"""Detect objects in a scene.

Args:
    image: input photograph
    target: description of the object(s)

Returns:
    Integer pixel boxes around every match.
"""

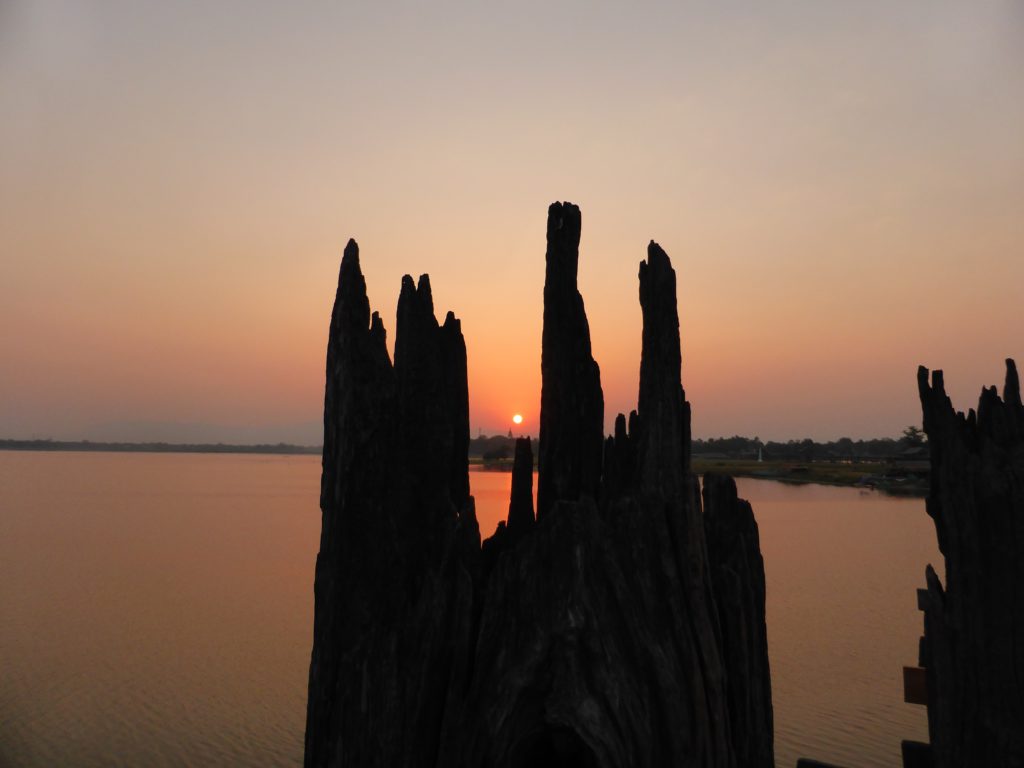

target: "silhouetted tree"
[902,425,926,447]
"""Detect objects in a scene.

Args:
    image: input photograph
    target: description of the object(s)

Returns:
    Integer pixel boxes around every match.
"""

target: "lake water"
[0,452,938,767]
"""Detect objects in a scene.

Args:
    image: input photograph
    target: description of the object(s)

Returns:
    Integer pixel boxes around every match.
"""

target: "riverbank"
[692,457,928,496]
[471,456,928,496]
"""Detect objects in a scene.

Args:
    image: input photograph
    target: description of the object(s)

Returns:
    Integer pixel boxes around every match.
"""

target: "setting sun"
[512,414,523,425]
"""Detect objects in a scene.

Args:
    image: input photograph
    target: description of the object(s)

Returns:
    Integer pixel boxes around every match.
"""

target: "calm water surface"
[0,452,938,767]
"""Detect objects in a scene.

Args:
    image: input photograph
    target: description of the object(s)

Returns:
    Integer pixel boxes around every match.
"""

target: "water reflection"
[0,455,937,767]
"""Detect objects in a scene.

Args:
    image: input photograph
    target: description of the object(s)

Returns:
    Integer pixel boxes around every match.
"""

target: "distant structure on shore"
[304,203,773,766]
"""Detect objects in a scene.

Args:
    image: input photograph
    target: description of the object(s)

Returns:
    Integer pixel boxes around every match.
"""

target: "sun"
[512,414,523,425]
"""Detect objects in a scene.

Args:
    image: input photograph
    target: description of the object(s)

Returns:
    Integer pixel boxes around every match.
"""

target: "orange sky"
[1,2,1021,442]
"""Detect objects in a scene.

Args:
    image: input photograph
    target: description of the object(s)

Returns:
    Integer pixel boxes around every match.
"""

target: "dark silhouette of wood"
[305,207,773,767]
[480,437,534,581]
[304,241,479,767]
[537,202,604,521]
[636,241,691,490]
[914,360,1024,768]
[506,437,535,539]
[703,473,774,768]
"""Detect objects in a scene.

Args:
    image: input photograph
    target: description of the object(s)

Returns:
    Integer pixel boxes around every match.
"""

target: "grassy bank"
[471,456,927,495]
[692,457,928,496]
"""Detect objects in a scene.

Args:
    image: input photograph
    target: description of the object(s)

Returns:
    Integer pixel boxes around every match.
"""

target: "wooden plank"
[796,760,845,768]
[904,665,928,705]
[901,740,934,768]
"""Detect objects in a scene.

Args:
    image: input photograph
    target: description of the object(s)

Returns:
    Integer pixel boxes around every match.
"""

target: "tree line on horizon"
[1,426,927,462]
[692,426,926,461]
[471,426,926,463]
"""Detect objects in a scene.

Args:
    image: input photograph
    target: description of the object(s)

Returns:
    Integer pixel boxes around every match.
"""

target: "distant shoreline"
[0,441,929,496]
[692,457,928,497]
[0,439,321,456]
[470,456,928,497]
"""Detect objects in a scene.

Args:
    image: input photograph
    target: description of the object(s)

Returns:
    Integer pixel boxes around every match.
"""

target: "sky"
[1,1,1021,443]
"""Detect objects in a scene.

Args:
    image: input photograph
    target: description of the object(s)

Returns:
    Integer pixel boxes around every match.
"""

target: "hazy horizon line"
[0,428,922,450]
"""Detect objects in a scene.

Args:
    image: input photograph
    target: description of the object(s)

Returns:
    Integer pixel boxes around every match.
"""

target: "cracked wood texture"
[917,360,1024,768]
[305,206,773,767]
